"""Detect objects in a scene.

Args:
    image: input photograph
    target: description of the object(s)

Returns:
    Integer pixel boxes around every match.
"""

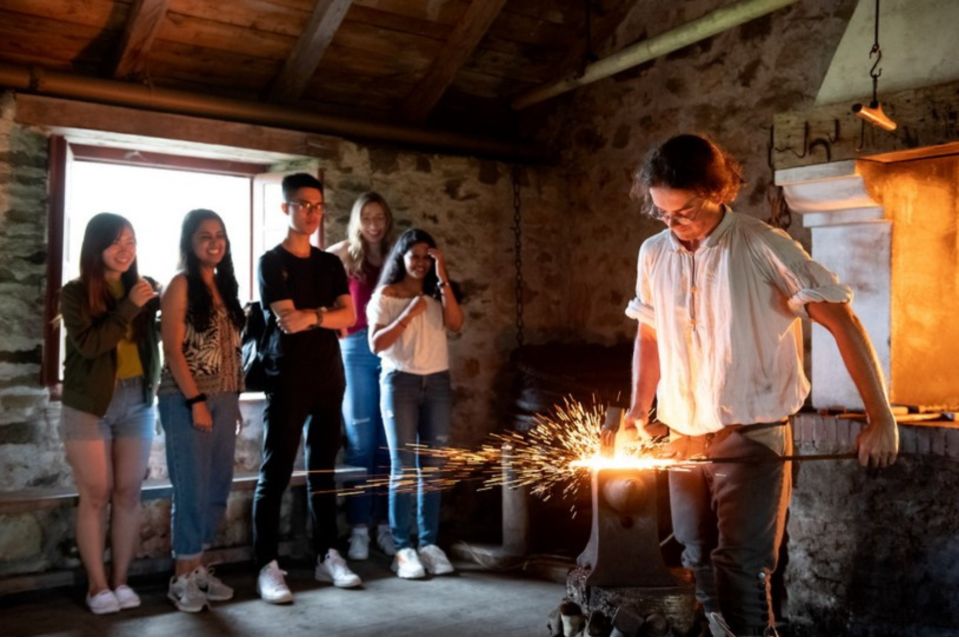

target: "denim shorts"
[60,377,157,442]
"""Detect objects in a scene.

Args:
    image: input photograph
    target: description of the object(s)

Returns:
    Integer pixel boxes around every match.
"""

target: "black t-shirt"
[258,244,348,384]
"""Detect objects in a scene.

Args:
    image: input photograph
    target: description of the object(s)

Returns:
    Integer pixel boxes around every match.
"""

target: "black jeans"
[668,423,792,636]
[253,371,344,569]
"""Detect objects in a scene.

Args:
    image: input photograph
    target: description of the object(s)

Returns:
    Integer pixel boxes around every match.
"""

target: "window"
[65,161,255,300]
[42,139,321,385]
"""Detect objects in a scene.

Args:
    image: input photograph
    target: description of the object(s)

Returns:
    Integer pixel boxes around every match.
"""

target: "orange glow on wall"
[860,155,959,407]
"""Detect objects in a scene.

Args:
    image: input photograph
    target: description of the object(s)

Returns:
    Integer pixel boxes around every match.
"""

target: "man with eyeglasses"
[617,134,899,636]
[252,173,362,603]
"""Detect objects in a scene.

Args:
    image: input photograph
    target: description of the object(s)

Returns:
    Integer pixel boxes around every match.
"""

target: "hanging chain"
[868,0,883,105]
[511,166,525,348]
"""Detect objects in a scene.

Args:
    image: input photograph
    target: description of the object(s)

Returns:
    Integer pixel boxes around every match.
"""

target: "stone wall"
[530,0,857,344]
[787,415,959,635]
[0,90,570,580]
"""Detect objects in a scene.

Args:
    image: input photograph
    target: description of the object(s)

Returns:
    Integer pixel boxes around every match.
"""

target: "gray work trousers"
[668,423,792,636]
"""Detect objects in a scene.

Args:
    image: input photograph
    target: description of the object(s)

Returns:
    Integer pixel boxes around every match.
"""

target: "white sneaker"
[706,611,736,637]
[391,547,426,579]
[315,549,362,588]
[376,524,397,556]
[418,544,455,575]
[167,572,208,613]
[85,589,120,615]
[348,526,370,561]
[195,565,234,602]
[113,584,141,609]
[257,560,293,604]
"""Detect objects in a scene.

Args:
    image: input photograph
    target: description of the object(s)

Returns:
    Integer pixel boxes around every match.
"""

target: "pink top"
[345,260,381,336]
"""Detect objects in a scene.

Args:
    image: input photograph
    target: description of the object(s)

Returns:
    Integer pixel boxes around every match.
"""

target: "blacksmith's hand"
[614,411,652,456]
[856,413,899,468]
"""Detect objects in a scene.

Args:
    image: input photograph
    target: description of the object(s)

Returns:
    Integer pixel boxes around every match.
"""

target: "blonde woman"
[327,192,395,560]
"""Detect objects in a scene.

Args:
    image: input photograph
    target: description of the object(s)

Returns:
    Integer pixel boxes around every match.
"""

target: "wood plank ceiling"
[0,0,636,140]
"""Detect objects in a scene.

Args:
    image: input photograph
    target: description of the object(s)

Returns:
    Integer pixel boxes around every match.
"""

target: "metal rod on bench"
[692,452,860,464]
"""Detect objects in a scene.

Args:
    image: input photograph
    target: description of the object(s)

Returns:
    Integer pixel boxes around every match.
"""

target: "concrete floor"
[1,560,565,636]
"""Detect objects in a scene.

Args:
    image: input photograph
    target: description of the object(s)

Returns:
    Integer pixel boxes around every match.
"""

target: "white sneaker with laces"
[195,565,234,601]
[391,547,426,579]
[376,524,397,556]
[113,584,141,609]
[348,526,370,561]
[315,549,363,588]
[167,571,208,613]
[85,589,120,615]
[418,544,455,575]
[257,560,293,604]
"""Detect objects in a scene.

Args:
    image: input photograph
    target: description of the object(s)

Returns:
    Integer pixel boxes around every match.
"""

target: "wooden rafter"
[550,0,638,84]
[400,0,508,123]
[270,0,354,103]
[114,0,169,79]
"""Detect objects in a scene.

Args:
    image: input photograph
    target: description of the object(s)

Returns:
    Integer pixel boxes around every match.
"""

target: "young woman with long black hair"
[367,228,463,579]
[59,213,160,614]
[158,209,245,612]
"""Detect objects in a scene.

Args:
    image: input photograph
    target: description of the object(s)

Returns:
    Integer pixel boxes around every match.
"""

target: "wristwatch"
[185,393,208,408]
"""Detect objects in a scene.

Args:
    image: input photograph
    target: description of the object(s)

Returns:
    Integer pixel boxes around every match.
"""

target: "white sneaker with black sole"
[391,547,426,579]
[168,571,208,613]
[315,549,363,588]
[257,560,294,604]
[195,565,234,601]
[418,544,455,575]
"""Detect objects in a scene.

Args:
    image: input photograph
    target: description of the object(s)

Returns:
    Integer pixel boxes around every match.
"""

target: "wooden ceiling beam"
[400,0,508,123]
[114,0,169,79]
[269,0,353,103]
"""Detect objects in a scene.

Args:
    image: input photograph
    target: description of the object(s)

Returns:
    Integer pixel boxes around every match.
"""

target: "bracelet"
[314,307,325,328]
[185,393,207,408]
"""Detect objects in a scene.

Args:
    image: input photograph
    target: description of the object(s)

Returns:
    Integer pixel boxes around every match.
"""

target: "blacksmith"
[617,134,899,636]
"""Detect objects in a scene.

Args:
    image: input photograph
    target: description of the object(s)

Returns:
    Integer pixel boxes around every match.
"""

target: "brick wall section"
[787,414,959,635]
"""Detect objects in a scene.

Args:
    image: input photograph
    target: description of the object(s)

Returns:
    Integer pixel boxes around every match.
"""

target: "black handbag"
[241,301,268,392]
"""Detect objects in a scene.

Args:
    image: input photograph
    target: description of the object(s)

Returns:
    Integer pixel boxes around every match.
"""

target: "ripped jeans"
[380,369,451,550]
[340,329,389,527]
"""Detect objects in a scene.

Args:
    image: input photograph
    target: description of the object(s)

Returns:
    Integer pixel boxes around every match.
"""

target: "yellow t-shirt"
[107,280,144,380]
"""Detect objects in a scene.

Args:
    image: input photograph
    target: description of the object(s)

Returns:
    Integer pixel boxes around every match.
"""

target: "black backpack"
[241,301,268,392]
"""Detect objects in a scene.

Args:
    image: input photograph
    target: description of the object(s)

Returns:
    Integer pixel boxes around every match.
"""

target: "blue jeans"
[381,369,451,549]
[159,391,239,558]
[341,329,390,527]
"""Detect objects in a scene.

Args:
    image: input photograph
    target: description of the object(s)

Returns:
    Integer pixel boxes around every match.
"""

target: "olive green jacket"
[60,279,161,417]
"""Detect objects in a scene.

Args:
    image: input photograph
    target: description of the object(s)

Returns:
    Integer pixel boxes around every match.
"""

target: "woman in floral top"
[158,209,245,612]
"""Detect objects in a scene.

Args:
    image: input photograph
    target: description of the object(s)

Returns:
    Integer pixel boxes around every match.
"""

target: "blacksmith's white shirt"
[625,208,852,437]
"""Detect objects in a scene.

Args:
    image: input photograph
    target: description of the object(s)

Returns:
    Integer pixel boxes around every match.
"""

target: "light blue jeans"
[158,390,239,558]
[381,369,451,550]
[60,377,155,442]
[341,329,390,527]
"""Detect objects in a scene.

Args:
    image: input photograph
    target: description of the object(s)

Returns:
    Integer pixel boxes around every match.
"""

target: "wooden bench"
[0,465,368,595]
[0,465,367,515]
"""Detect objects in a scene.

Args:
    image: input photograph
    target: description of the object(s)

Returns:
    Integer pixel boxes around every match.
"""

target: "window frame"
[41,138,271,387]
